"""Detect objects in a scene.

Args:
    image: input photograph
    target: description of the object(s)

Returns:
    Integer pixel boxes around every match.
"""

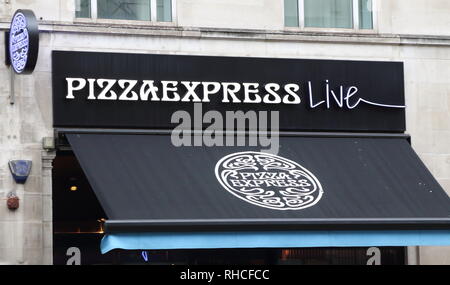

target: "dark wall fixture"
[4,31,10,66]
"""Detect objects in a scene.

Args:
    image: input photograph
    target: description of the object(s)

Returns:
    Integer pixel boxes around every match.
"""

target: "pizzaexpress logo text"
[9,12,29,73]
[215,152,323,210]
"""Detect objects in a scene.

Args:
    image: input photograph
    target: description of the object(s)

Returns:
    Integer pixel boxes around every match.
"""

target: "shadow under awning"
[65,133,450,253]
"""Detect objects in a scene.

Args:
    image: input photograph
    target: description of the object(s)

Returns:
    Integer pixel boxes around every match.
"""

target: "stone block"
[414,110,450,132]
[23,176,43,194]
[420,246,450,265]
[22,247,44,265]
[178,0,283,30]
[20,222,43,250]
[433,155,450,179]
[437,179,450,196]
[0,248,16,265]
[43,246,53,265]
[42,194,52,222]
[12,0,62,22]
[0,222,15,249]
[43,221,53,249]
[416,83,448,112]
[23,193,43,221]
[387,0,450,36]
[417,153,437,175]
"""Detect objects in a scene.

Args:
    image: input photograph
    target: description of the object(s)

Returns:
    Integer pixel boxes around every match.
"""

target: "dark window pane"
[98,0,151,21]
[157,0,172,22]
[284,0,299,27]
[76,0,91,18]
[305,0,353,29]
[359,0,373,29]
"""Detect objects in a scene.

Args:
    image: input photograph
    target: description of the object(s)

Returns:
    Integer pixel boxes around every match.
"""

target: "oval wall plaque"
[9,9,39,74]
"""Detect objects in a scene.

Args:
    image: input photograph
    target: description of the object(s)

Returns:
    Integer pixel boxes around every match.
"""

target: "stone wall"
[0,0,448,264]
[0,27,54,264]
[1,0,449,36]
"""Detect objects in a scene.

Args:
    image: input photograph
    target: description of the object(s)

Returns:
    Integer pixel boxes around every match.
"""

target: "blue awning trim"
[101,230,450,254]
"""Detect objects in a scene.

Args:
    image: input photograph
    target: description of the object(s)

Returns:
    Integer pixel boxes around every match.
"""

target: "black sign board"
[52,51,405,132]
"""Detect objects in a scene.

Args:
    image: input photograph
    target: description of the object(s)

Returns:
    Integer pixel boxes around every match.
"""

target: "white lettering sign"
[64,78,405,110]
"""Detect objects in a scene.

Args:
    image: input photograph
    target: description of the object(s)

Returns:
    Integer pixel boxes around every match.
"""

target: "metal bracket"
[10,66,14,105]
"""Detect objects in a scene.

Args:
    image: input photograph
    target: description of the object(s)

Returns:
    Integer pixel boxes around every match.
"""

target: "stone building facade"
[0,0,449,264]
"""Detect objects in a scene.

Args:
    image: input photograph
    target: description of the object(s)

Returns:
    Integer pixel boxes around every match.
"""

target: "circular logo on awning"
[215,152,323,210]
[9,10,39,74]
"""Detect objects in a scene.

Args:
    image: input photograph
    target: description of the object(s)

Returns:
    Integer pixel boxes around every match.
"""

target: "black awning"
[66,133,450,232]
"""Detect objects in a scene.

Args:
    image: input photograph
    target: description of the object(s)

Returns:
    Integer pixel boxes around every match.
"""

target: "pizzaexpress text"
[229,172,312,188]
[65,78,366,109]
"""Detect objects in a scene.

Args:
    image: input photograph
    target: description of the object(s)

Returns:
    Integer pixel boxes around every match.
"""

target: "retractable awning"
[65,132,450,253]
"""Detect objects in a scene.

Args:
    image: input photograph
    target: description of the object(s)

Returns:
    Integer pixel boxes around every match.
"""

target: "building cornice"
[1,20,449,47]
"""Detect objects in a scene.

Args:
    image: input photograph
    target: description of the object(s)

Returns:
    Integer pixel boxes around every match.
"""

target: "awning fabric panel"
[66,133,450,228]
[100,230,450,254]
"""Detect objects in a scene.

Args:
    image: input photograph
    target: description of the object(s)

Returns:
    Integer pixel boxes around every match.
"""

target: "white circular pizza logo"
[9,12,29,74]
[215,152,323,211]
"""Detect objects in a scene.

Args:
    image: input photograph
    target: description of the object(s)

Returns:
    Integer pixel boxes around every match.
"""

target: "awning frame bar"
[55,128,411,138]
[105,218,450,233]
[55,127,411,150]
[55,128,412,150]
